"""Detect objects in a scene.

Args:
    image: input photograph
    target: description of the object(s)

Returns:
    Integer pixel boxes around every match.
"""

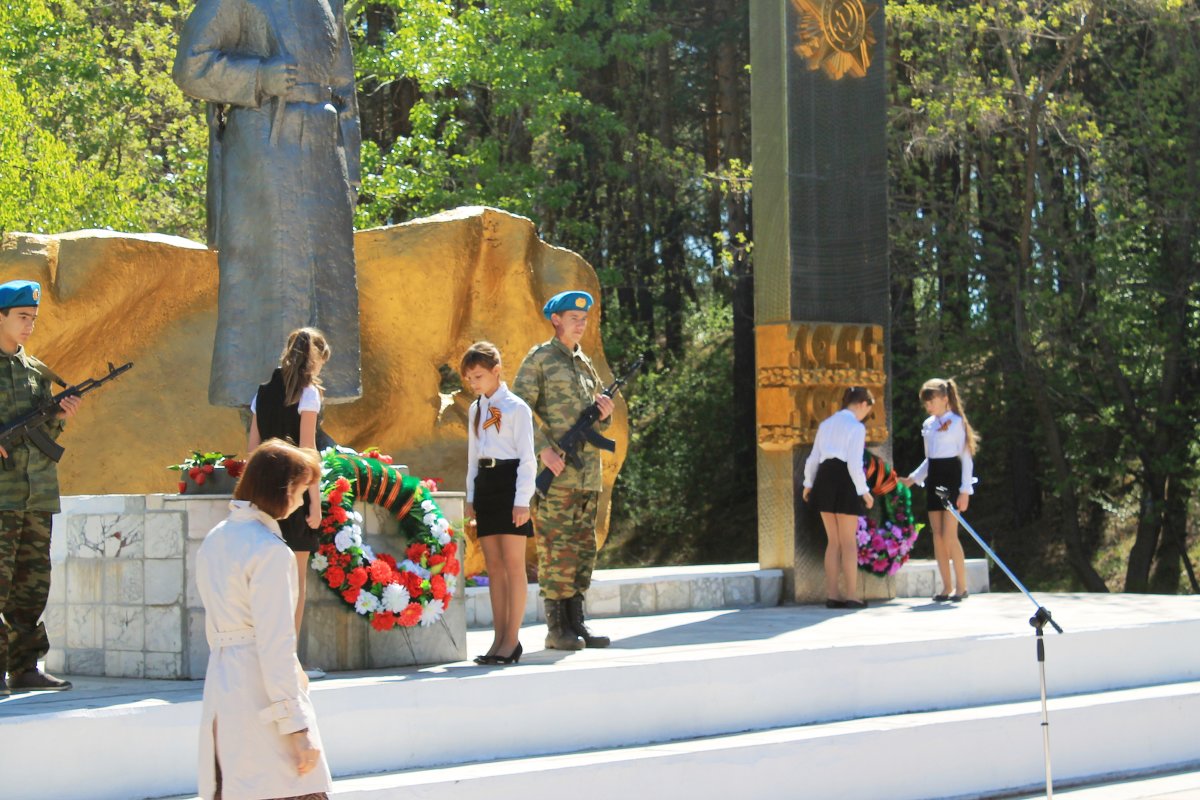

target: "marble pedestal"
[45,491,465,679]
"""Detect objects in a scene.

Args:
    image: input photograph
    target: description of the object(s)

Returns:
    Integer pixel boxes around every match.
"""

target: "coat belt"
[211,627,255,648]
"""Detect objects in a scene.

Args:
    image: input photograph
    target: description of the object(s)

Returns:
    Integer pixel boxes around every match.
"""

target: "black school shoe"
[8,669,72,691]
[825,598,847,609]
[843,600,868,609]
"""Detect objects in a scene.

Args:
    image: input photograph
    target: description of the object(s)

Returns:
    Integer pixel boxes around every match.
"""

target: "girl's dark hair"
[280,327,332,406]
[461,341,503,435]
[233,438,321,519]
[460,341,502,374]
[919,378,979,456]
[841,386,876,409]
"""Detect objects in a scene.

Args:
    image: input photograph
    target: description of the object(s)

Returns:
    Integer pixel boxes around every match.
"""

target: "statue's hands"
[260,57,298,97]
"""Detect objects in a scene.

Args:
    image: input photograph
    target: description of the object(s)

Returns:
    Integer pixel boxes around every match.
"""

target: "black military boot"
[543,599,584,651]
[566,594,610,648]
[8,668,72,691]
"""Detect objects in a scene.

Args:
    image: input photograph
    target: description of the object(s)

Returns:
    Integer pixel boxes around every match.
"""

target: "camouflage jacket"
[513,337,610,492]
[0,348,65,512]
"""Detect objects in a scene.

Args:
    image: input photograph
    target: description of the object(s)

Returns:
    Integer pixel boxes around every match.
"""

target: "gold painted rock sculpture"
[0,207,627,576]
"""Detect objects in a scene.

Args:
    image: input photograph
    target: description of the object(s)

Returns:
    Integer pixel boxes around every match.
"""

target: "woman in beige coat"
[196,439,331,800]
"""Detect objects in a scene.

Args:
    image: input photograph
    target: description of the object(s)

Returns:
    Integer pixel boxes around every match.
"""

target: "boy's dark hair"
[234,438,321,518]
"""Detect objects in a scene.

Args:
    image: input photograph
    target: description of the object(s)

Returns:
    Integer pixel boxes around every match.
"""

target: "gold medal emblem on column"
[791,0,878,80]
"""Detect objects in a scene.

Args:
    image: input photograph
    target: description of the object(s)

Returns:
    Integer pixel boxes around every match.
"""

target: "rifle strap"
[25,355,69,389]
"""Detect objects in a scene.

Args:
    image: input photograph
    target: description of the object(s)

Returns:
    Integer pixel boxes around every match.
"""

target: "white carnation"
[444,574,457,595]
[361,544,376,562]
[419,598,445,627]
[310,553,328,572]
[421,499,436,512]
[352,511,364,524]
[382,583,411,612]
[422,512,438,528]
[355,591,380,615]
[334,529,355,552]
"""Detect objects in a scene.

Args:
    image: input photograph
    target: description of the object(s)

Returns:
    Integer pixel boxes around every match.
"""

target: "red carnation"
[325,566,346,588]
[444,556,461,576]
[335,477,351,492]
[371,611,396,631]
[406,542,429,563]
[369,560,392,584]
[342,587,361,604]
[403,571,424,597]
[331,506,349,523]
[442,542,458,559]
[398,603,422,627]
[428,554,446,572]
[347,567,368,590]
[328,491,344,507]
[430,574,447,601]
[318,543,337,558]
[379,553,398,571]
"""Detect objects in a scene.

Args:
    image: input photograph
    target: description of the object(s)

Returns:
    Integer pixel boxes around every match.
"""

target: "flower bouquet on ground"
[168,450,245,494]
[856,454,923,576]
[312,447,461,631]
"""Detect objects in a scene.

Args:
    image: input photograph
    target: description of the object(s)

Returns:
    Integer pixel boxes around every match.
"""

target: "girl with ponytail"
[248,327,332,678]
[900,378,978,602]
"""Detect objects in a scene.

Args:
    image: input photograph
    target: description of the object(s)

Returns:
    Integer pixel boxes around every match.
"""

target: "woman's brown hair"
[280,327,332,406]
[233,438,321,518]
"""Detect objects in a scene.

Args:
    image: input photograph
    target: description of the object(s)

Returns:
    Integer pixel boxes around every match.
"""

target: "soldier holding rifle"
[0,280,81,695]
[514,291,616,651]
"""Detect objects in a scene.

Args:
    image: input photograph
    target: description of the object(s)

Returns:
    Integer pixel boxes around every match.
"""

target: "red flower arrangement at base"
[310,448,461,630]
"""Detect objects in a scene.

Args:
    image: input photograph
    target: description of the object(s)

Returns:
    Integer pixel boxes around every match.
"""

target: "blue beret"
[0,280,41,309]
[543,290,594,319]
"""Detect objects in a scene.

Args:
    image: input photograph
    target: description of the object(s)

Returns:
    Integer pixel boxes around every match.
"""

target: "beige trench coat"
[196,501,332,800]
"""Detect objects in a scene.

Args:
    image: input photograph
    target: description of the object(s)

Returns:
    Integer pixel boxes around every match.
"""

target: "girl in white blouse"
[802,387,876,609]
[900,378,979,602]
[461,341,537,665]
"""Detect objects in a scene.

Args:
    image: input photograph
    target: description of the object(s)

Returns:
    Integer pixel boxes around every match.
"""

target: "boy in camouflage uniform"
[513,290,614,650]
[0,280,80,695]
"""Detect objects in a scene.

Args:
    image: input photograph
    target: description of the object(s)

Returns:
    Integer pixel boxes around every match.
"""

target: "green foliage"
[0,0,207,237]
[601,301,756,566]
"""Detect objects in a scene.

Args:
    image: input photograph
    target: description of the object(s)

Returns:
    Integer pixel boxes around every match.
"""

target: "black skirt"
[279,504,320,553]
[473,460,534,538]
[925,457,961,514]
[809,458,865,516]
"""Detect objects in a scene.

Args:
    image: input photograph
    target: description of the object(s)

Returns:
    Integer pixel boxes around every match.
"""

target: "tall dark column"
[750,0,891,603]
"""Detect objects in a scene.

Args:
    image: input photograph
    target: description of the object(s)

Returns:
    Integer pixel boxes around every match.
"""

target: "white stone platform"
[463,558,988,628]
[2,593,1197,800]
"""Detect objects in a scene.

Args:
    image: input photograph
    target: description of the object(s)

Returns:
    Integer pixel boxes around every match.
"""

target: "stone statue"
[173,0,362,406]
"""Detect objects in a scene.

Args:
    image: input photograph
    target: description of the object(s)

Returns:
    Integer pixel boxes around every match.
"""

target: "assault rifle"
[0,361,134,466]
[535,355,645,497]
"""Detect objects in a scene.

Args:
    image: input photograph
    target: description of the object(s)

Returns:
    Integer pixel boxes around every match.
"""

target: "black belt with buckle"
[478,458,520,468]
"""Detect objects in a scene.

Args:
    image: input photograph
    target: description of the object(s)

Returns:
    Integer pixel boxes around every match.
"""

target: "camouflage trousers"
[533,486,599,601]
[0,510,53,676]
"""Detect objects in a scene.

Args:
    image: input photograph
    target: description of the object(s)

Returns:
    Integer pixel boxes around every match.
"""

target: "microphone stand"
[935,486,1063,799]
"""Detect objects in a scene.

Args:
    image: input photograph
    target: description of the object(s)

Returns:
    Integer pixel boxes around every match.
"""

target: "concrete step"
[164,681,1200,800]
[3,594,1197,800]
[463,559,989,629]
